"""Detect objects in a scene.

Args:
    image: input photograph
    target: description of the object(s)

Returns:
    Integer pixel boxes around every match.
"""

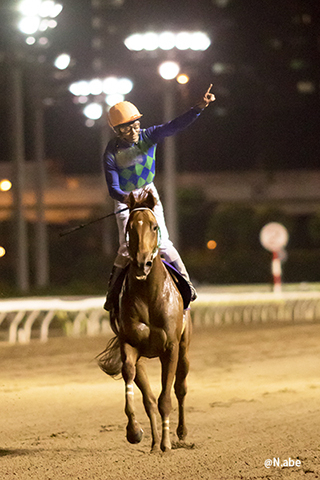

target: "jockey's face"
[118,120,140,144]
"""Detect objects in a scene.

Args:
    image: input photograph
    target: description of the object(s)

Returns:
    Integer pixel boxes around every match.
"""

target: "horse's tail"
[96,336,122,378]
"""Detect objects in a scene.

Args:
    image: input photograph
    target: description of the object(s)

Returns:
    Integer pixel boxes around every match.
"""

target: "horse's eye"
[153,225,158,232]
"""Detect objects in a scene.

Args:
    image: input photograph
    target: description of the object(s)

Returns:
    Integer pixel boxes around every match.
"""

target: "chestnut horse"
[98,191,192,452]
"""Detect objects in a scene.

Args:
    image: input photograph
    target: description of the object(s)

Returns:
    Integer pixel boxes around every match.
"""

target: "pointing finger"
[206,83,213,95]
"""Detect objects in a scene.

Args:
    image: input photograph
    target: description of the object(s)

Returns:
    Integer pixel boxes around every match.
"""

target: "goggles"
[119,120,140,134]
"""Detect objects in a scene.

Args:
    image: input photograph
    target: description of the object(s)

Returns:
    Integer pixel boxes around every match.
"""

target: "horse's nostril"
[146,261,152,268]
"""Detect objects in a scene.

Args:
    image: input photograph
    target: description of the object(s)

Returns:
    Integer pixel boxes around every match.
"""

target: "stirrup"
[104,266,126,312]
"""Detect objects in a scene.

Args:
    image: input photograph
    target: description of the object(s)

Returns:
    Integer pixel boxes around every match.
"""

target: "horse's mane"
[128,190,158,212]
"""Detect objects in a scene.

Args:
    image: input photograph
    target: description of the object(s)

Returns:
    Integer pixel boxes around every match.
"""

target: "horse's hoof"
[160,440,172,453]
[150,443,161,454]
[161,445,172,454]
[176,425,188,441]
[126,426,143,444]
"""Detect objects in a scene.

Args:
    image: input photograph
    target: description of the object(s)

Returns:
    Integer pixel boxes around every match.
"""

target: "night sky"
[1,0,319,175]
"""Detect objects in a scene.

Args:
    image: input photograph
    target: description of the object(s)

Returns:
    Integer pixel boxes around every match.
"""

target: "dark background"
[0,0,319,293]
[1,0,319,173]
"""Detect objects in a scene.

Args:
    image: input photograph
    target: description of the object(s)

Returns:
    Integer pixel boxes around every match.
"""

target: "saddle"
[162,261,192,310]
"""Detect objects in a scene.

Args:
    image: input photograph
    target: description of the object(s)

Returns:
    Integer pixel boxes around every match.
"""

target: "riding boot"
[104,265,125,312]
[170,258,197,302]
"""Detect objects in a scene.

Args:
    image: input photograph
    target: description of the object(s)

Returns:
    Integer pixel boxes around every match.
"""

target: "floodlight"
[158,61,180,80]
[105,93,124,106]
[158,32,175,50]
[18,17,40,35]
[83,103,103,120]
[124,33,144,51]
[144,32,159,51]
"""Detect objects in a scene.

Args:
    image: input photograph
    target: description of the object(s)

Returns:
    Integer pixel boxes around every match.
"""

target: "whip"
[59,207,129,237]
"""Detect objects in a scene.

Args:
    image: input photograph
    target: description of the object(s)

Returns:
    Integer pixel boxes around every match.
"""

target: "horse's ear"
[128,192,136,211]
[145,191,156,210]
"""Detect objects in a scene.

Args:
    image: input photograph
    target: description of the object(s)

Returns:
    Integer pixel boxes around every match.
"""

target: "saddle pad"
[162,260,192,310]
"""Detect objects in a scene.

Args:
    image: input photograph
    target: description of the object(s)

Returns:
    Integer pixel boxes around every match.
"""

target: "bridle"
[126,207,160,261]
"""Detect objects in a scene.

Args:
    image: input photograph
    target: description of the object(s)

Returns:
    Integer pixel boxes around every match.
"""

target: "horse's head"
[126,191,159,280]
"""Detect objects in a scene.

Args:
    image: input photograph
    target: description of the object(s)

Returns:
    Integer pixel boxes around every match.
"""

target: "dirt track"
[1,322,320,480]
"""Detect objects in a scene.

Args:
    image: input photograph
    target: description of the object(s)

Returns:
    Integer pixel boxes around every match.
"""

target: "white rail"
[0,297,110,344]
[1,291,320,344]
[192,290,320,327]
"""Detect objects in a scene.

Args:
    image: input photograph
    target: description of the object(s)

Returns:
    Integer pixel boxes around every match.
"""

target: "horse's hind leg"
[135,359,161,452]
[174,312,192,442]
[121,343,143,444]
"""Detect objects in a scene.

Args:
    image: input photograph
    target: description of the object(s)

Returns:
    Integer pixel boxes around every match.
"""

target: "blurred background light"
[0,247,6,258]
[207,240,217,250]
[39,1,57,18]
[177,73,189,84]
[158,31,176,50]
[50,3,63,18]
[117,78,133,95]
[144,32,159,51]
[102,76,120,94]
[124,33,143,51]
[77,96,88,104]
[69,76,133,124]
[18,0,42,17]
[69,80,90,96]
[105,93,124,106]
[69,77,132,97]
[47,19,57,29]
[83,102,103,120]
[175,32,191,50]
[38,36,49,46]
[124,31,211,51]
[54,53,71,70]
[297,80,315,94]
[39,19,49,31]
[88,78,103,95]
[190,31,211,51]
[0,179,12,191]
[18,16,40,35]
[85,119,95,128]
[158,61,180,80]
[25,36,36,45]
[17,0,63,36]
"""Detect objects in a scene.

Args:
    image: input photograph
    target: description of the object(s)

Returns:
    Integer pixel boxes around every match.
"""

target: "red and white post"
[272,251,282,293]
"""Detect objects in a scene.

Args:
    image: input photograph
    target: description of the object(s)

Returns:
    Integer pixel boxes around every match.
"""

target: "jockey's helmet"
[108,101,143,128]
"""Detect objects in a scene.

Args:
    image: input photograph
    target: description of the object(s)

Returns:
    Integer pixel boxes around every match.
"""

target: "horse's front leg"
[121,343,143,444]
[135,359,161,453]
[158,342,179,452]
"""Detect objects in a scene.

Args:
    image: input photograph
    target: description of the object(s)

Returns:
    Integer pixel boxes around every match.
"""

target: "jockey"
[103,85,215,312]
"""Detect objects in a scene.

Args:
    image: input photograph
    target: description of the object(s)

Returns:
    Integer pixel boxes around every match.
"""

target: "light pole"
[158,61,181,246]
[124,30,211,247]
[9,59,29,291]
[12,0,64,291]
[31,72,48,288]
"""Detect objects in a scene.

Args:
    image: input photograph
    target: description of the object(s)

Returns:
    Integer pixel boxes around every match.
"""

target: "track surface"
[1,322,320,479]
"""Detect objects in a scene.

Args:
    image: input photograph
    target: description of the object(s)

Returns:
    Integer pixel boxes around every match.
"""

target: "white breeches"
[113,183,181,268]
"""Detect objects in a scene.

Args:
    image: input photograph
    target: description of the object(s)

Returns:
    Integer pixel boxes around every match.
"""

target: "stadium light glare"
[124,31,211,52]
[158,61,180,80]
